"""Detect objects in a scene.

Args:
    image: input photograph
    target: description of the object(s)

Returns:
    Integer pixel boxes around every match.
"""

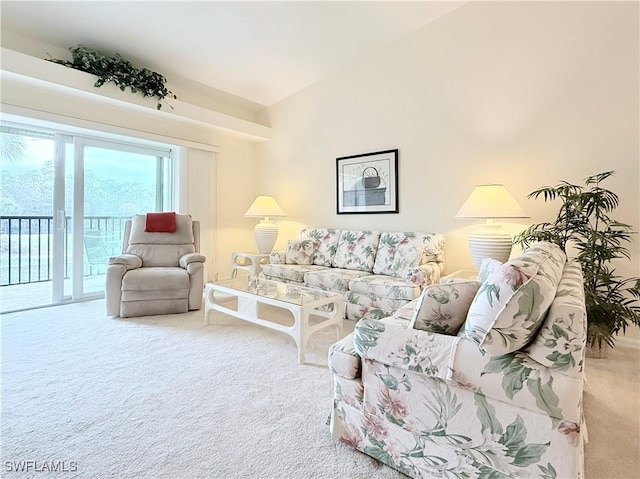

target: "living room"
[1,1,639,478]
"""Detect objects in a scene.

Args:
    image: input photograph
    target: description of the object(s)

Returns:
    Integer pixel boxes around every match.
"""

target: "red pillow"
[145,212,176,233]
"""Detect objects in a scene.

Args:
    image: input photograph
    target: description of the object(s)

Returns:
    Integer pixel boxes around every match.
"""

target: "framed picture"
[336,149,398,214]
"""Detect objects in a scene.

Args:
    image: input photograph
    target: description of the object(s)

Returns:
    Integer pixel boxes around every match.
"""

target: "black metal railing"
[0,215,129,286]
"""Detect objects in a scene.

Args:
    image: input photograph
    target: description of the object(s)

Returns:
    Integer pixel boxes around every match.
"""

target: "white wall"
[256,1,639,283]
[212,138,261,278]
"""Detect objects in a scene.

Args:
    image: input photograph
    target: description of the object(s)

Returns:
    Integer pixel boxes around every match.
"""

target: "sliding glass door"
[0,124,173,312]
[75,138,172,296]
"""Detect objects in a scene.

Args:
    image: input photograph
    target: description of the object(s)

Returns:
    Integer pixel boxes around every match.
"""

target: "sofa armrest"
[452,338,583,424]
[107,254,142,270]
[179,253,206,268]
[404,261,442,288]
[353,318,460,381]
[328,333,361,379]
[269,250,286,264]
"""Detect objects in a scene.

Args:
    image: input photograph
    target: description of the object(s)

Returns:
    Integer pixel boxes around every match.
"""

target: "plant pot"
[585,342,610,359]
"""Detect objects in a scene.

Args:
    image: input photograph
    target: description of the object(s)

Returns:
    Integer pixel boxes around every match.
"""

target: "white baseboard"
[615,336,640,349]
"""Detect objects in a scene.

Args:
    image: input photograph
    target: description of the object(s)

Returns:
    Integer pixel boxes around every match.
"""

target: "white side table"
[231,252,270,278]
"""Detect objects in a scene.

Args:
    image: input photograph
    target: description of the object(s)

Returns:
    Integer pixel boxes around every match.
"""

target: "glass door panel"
[0,129,61,312]
[80,141,170,296]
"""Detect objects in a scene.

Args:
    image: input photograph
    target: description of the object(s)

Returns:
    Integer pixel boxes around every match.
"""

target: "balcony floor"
[0,275,106,313]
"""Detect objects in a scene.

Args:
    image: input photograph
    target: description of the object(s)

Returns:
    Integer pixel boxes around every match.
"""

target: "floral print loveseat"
[262,228,446,320]
[328,242,587,478]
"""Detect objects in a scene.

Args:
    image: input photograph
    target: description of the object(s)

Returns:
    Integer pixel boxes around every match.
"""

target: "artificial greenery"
[47,46,176,110]
[514,171,640,350]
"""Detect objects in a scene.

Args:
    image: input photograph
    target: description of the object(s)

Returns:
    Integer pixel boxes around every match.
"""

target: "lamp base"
[468,224,513,270]
[254,219,278,254]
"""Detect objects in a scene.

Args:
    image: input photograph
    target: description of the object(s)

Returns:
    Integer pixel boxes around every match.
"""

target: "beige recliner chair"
[105,214,206,317]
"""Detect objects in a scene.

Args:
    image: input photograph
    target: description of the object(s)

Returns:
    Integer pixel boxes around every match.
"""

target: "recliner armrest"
[353,318,460,381]
[179,253,206,268]
[108,254,142,270]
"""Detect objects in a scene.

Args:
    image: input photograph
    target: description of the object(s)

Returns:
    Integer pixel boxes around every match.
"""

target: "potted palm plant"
[514,171,640,358]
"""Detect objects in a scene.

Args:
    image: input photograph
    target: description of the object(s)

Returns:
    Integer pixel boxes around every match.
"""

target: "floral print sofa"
[262,228,446,320]
[328,242,587,478]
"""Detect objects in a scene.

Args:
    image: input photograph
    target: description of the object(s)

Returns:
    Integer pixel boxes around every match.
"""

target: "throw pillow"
[409,280,481,335]
[464,242,566,355]
[331,230,381,271]
[285,239,314,265]
[299,228,341,266]
[477,258,503,283]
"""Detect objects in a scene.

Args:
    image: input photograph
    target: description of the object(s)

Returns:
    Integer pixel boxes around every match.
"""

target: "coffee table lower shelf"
[204,281,344,364]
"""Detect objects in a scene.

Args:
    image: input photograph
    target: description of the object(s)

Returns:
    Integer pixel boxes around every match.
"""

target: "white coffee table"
[205,279,344,364]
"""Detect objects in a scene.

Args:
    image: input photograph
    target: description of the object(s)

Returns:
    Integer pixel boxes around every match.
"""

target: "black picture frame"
[336,149,399,214]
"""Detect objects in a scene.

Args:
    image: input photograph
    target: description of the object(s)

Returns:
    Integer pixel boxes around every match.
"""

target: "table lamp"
[455,184,529,269]
[244,195,285,253]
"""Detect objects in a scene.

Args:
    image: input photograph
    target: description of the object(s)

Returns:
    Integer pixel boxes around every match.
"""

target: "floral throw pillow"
[477,258,503,283]
[331,230,380,272]
[409,280,481,335]
[464,242,566,355]
[285,239,314,265]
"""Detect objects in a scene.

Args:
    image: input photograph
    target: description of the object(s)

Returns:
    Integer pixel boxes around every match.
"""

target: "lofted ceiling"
[0,1,465,108]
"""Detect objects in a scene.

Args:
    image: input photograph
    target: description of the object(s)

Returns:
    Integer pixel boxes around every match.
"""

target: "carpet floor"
[1,299,638,479]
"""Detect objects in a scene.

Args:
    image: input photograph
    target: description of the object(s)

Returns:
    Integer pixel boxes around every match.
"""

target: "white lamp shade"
[245,196,285,218]
[245,196,285,253]
[456,184,529,269]
[455,184,529,219]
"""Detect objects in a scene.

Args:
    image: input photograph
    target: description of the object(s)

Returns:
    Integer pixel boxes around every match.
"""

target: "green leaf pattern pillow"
[464,242,566,355]
[477,257,503,283]
[331,230,381,272]
[410,280,481,335]
[285,239,314,265]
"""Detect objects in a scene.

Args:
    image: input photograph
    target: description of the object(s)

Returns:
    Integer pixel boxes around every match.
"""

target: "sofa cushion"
[304,268,371,294]
[524,261,586,378]
[464,242,566,355]
[373,232,445,278]
[410,280,481,335]
[392,298,420,321]
[298,228,341,267]
[285,239,314,265]
[261,263,328,283]
[331,230,380,271]
[345,291,412,321]
[348,275,420,301]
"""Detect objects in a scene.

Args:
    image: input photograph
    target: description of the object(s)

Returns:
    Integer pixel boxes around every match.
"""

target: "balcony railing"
[0,215,130,286]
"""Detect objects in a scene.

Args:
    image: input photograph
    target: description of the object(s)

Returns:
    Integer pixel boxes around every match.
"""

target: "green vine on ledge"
[47,46,176,110]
